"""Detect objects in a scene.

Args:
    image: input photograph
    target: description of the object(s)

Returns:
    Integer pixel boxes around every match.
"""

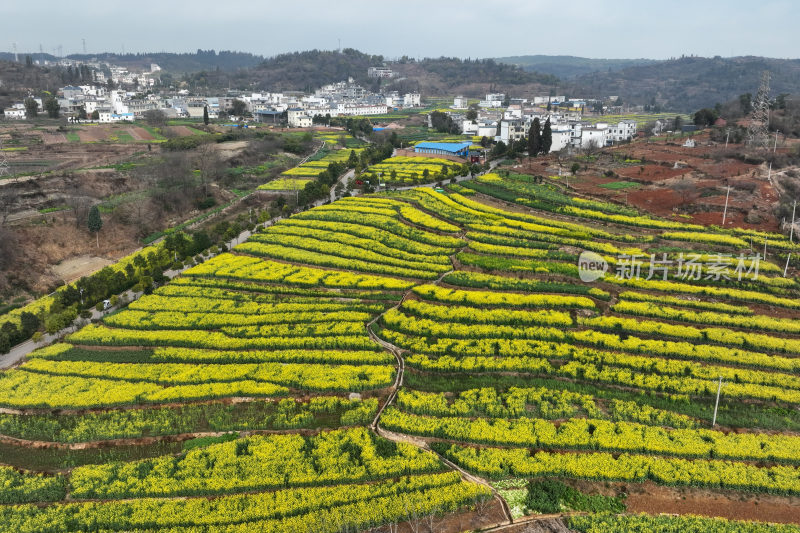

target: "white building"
[606,120,637,144]
[499,119,530,144]
[479,93,504,108]
[550,125,572,152]
[452,96,468,109]
[3,104,26,120]
[403,93,421,107]
[575,123,608,149]
[98,111,134,123]
[287,108,313,127]
[336,103,389,116]
[368,67,395,78]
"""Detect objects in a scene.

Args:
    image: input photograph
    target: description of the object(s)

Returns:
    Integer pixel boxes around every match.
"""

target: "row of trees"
[527,118,553,156]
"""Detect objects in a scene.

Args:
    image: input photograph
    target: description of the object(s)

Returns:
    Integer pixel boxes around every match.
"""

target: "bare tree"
[194,143,223,197]
[0,186,19,226]
[143,109,167,128]
[671,179,697,206]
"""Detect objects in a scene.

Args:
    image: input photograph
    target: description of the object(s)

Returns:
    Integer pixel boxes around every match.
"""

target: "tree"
[230,99,247,117]
[77,105,87,120]
[528,117,541,156]
[541,118,553,154]
[87,205,103,248]
[347,149,359,168]
[693,108,718,127]
[203,105,209,125]
[570,162,581,175]
[24,98,38,119]
[739,93,753,115]
[143,109,166,127]
[44,96,60,118]
[674,115,684,131]
[466,108,478,122]
[91,110,100,120]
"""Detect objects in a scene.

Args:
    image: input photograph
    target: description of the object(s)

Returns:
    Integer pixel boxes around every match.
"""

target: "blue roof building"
[414,141,471,157]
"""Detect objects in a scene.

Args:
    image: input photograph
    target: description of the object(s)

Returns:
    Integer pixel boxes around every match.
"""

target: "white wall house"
[287,108,313,127]
[606,120,637,144]
[500,119,530,144]
[403,93,421,107]
[452,96,468,109]
[98,111,134,123]
[3,104,26,120]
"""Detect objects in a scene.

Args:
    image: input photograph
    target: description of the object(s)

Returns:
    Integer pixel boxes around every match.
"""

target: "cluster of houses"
[3,75,421,125]
[282,78,419,127]
[453,94,638,150]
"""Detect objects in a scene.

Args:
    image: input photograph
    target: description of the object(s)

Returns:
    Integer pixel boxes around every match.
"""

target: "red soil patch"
[165,125,196,137]
[624,482,800,526]
[129,127,154,141]
[616,165,692,182]
[40,131,67,144]
[625,188,684,215]
[77,127,108,142]
[697,160,759,180]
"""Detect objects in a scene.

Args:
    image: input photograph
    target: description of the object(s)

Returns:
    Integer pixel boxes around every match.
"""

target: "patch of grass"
[599,181,640,190]
[65,132,81,142]
[38,206,69,214]
[183,432,239,451]
[524,479,626,514]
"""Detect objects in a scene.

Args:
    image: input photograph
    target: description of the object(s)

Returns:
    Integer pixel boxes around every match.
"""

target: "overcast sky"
[2,0,798,60]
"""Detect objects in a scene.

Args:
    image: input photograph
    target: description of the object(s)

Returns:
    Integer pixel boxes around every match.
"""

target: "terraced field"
[1,172,799,531]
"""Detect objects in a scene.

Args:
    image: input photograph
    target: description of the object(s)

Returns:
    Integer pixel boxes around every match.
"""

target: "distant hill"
[566,55,800,112]
[183,49,558,96]
[496,55,658,79]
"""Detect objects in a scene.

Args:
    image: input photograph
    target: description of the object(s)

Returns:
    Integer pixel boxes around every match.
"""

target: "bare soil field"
[615,164,692,182]
[51,255,114,284]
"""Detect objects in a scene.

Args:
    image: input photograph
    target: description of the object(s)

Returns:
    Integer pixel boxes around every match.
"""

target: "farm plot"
[0,168,799,530]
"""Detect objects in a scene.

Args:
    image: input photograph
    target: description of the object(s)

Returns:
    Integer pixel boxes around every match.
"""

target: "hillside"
[0,155,799,530]
[183,49,558,95]
[496,54,658,78]
[0,60,79,109]
[567,55,800,111]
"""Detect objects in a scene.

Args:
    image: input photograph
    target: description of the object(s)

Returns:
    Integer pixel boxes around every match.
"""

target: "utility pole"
[764,237,768,260]
[721,185,731,225]
[790,200,797,244]
[774,130,779,153]
[82,38,87,54]
[724,129,730,149]
[784,254,791,278]
[712,376,724,427]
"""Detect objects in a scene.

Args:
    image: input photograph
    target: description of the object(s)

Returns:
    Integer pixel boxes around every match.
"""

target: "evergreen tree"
[87,205,103,248]
[541,118,553,154]
[347,150,359,168]
[203,106,209,125]
[528,118,541,156]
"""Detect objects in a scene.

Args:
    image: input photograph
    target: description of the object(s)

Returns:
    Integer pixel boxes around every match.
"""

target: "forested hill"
[496,55,658,79]
[182,49,559,95]
[0,60,91,109]
[566,55,800,112]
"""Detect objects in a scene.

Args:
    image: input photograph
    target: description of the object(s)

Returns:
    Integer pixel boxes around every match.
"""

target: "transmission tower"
[746,71,771,148]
